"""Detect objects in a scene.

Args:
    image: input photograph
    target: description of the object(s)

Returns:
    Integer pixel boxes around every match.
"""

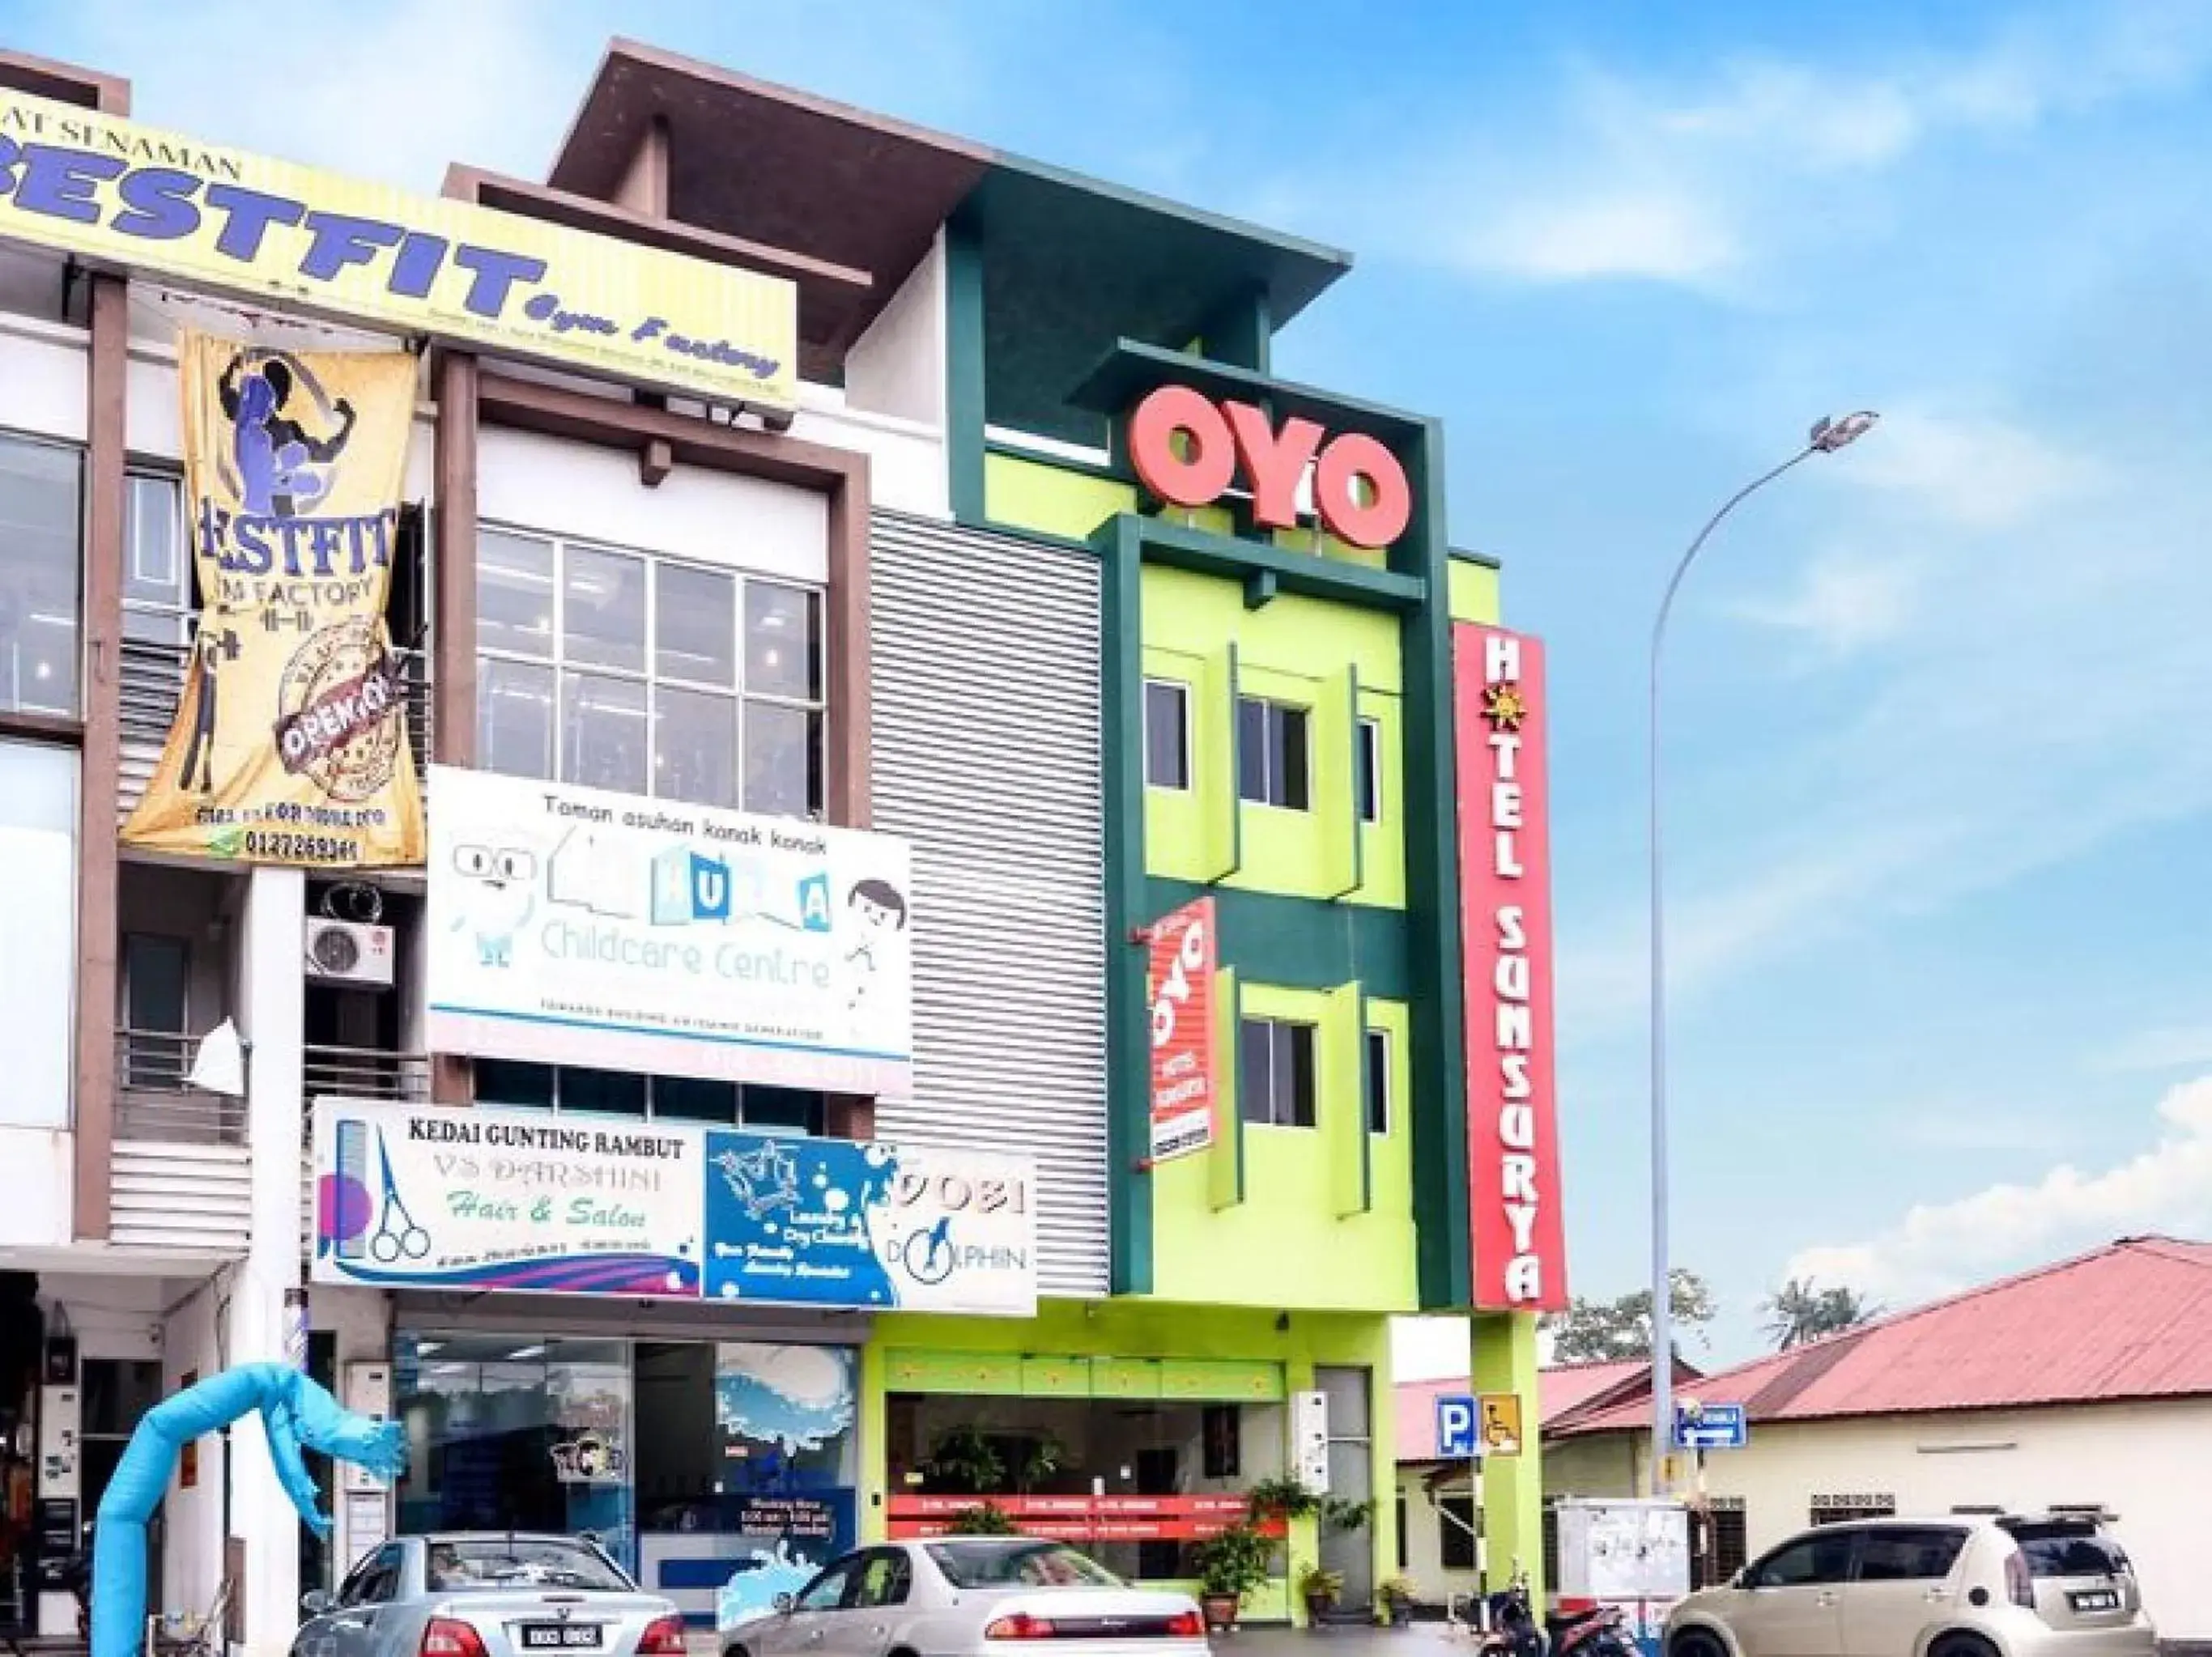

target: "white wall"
[1556,1402,2212,1638]
[159,1274,229,1623]
[0,317,88,443]
[478,426,827,583]
[0,740,80,1136]
[844,233,946,430]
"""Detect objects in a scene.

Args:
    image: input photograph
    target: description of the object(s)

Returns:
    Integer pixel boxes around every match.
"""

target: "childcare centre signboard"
[311,1098,1036,1315]
[426,766,913,1097]
[0,89,796,409]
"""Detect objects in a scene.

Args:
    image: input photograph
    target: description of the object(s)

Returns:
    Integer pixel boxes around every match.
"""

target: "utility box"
[1552,1498,1691,1657]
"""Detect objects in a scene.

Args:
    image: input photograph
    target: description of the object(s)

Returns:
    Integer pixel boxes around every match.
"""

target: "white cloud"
[1733,555,1919,656]
[1469,191,1739,286]
[1849,407,2110,530]
[1785,1075,2212,1304]
[2102,1025,2212,1073]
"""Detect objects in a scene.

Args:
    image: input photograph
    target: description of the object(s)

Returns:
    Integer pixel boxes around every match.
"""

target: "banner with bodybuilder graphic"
[121,332,424,867]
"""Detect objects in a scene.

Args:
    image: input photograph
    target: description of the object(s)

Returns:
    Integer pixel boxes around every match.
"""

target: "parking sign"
[1436,1393,1478,1459]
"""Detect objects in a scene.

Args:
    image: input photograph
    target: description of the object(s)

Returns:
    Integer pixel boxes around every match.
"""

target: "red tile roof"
[1397,1360,1696,1460]
[1556,1237,2212,1435]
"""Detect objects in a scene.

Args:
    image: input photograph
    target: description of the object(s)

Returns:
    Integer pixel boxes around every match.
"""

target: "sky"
[20,0,2212,1366]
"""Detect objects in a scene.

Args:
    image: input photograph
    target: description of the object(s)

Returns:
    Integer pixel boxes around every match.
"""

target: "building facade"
[0,39,1567,1653]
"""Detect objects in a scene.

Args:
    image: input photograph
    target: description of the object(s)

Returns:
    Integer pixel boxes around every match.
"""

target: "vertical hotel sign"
[1455,625,1568,1311]
[122,334,423,866]
[1146,898,1218,1163]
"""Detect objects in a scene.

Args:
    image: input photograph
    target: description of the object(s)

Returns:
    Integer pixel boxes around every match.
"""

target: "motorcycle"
[1475,1578,1544,1657]
[1546,1603,1640,1657]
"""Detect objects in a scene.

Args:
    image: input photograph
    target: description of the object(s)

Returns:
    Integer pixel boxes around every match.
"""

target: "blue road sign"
[1436,1393,1478,1459]
[1674,1401,1748,1451]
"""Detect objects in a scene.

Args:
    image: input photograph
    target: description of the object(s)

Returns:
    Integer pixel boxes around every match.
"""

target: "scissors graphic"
[369,1129,431,1263]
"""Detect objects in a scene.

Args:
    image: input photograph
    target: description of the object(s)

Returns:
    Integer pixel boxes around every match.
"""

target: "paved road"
[1220,1625,1476,1657]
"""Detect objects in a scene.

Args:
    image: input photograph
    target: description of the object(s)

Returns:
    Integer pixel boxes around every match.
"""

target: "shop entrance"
[393,1333,858,1627]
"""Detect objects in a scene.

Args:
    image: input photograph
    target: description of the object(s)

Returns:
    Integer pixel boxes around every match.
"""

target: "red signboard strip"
[1455,624,1569,1312]
[887,1493,1282,1544]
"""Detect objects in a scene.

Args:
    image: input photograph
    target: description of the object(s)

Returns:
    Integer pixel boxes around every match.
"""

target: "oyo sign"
[1128,384,1413,550]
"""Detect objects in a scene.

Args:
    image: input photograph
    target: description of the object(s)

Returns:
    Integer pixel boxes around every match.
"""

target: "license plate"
[519,1625,602,1650]
[2069,1591,2121,1612]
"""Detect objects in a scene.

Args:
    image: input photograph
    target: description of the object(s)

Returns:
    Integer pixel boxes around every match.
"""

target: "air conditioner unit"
[304,918,396,988]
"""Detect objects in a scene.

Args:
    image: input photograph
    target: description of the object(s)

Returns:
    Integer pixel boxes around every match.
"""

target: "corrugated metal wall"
[867,512,1109,1299]
[112,1141,253,1252]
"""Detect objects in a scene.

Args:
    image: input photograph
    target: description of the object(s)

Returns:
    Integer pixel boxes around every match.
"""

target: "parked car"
[1666,1512,2154,1657]
[293,1534,687,1657]
[721,1537,1208,1657]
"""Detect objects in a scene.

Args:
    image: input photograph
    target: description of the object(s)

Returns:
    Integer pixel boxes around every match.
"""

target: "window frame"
[474,523,827,818]
[1236,695,1312,812]
[1438,1494,1478,1572]
[1851,1526,1968,1584]
[1142,676,1193,792]
[1238,1015,1317,1129]
[470,1060,825,1136]
[0,427,87,719]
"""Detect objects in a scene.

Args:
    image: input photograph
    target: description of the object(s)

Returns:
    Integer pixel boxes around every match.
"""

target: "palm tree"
[1763,1278,1882,1350]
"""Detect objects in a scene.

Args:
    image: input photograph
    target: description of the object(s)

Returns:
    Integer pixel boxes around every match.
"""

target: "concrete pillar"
[228,865,305,1657]
[1472,1310,1546,1599]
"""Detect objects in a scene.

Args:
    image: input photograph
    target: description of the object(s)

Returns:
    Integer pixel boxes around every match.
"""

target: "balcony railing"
[119,632,434,775]
[114,1027,248,1144]
[304,1043,430,1104]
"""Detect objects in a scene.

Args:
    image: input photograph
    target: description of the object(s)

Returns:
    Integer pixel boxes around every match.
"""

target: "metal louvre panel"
[869,511,1108,1298]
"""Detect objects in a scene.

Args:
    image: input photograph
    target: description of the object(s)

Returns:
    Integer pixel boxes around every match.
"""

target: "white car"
[722,1538,1209,1657]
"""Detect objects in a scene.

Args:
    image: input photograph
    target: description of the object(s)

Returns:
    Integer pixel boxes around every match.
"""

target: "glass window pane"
[656,563,735,686]
[1285,1023,1317,1128]
[1356,719,1380,822]
[0,434,83,717]
[564,545,648,672]
[745,700,823,819]
[476,1058,555,1107]
[1236,697,1266,802]
[742,1086,824,1135]
[746,582,821,700]
[1238,1018,1273,1125]
[123,474,182,608]
[477,529,555,658]
[559,1066,647,1116]
[1145,680,1188,790]
[653,686,738,809]
[1365,1030,1389,1134]
[479,658,556,781]
[564,671,649,794]
[651,1074,740,1124]
[1278,707,1311,810]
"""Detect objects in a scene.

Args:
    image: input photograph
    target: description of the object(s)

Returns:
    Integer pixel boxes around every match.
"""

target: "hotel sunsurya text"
[1457,623,1569,1311]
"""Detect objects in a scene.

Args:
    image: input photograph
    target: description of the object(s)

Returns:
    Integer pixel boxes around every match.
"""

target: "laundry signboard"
[426,766,913,1098]
[0,90,796,409]
[310,1098,1037,1315]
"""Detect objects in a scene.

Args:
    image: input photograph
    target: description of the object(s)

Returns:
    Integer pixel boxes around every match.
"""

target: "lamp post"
[1648,410,1879,1494]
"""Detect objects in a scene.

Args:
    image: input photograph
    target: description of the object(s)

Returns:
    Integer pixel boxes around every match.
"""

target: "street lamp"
[1647,411,1879,1493]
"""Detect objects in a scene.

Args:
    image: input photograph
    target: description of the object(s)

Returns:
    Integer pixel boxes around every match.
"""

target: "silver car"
[721,1538,1209,1657]
[296,1534,687,1657]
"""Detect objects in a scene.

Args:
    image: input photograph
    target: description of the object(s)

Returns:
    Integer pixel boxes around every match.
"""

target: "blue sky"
[24,0,2212,1360]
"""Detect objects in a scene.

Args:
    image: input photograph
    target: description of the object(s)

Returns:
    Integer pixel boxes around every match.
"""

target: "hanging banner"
[1456,623,1569,1311]
[1146,897,1217,1164]
[309,1098,1036,1316]
[0,89,795,409]
[427,765,912,1096]
[121,334,423,866]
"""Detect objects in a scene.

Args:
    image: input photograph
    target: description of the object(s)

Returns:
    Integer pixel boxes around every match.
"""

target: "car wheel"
[1929,1635,2000,1657]
[1670,1628,1728,1657]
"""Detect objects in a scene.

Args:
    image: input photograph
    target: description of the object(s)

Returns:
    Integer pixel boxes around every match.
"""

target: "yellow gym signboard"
[0,91,796,410]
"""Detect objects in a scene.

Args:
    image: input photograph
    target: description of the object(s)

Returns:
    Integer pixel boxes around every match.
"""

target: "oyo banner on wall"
[121,333,423,866]
[0,91,795,409]
[1455,623,1568,1312]
[310,1098,1036,1316]
[426,766,912,1097]
[1146,896,1217,1164]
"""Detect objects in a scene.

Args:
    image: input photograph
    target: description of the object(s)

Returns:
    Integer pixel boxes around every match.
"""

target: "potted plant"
[946,1502,1016,1536]
[921,1427,1005,1494]
[1191,1522,1272,1634]
[1376,1574,1418,1629]
[1297,1561,1344,1625]
[1244,1475,1325,1525]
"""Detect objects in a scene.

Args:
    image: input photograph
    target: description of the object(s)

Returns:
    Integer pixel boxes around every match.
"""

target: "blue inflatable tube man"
[93,1362,406,1657]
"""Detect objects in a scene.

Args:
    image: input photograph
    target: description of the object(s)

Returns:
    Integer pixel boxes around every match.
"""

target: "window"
[1811,1493,1896,1527]
[1356,716,1381,822]
[1692,1498,1749,1588]
[123,470,189,646]
[1143,678,1190,790]
[428,1537,632,1593]
[1365,1028,1391,1134]
[795,1558,857,1612]
[1396,1494,1409,1571]
[1239,1017,1316,1128]
[472,1060,824,1134]
[1236,696,1310,809]
[475,526,825,816]
[1202,1404,1240,1479]
[1439,1495,1478,1571]
[849,1550,912,1609]
[926,1542,1122,1590]
[2006,1519,2130,1580]
[1856,1527,1967,1583]
[1746,1530,1855,1589]
[0,432,83,716]
[340,1544,405,1608]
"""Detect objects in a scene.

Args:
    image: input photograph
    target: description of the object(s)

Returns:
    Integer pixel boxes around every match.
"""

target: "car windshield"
[925,1542,1123,1590]
[427,1539,632,1593]
[2003,1522,2129,1579]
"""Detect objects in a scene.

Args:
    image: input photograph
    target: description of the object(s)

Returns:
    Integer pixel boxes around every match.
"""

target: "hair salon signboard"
[311,1098,1036,1315]
[426,766,912,1098]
